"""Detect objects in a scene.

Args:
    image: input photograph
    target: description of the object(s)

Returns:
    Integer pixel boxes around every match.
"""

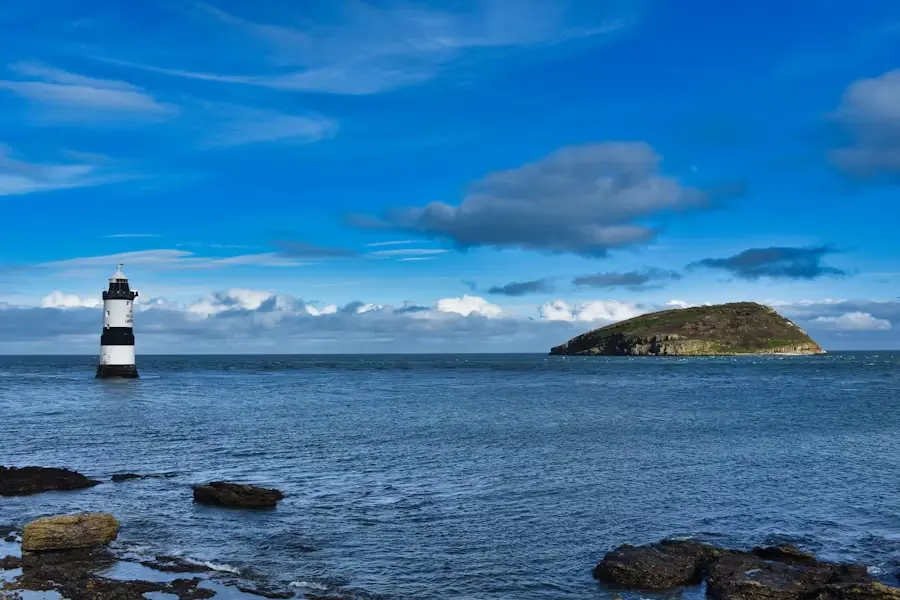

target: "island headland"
[549,302,825,356]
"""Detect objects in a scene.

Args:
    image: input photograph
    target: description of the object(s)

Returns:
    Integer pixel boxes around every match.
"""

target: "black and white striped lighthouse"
[96,264,139,379]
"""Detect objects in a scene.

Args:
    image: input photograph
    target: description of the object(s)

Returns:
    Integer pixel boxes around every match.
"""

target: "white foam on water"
[166,550,242,574]
[290,580,328,591]
[867,565,885,576]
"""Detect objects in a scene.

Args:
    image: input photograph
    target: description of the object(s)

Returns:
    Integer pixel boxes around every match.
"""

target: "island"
[549,302,825,356]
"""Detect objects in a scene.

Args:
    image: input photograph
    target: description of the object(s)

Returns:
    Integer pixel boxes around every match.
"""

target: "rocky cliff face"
[550,302,824,357]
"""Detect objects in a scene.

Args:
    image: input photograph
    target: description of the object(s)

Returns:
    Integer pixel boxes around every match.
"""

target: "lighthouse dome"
[109,264,128,283]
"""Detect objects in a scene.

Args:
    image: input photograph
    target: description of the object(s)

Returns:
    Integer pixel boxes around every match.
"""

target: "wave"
[290,580,328,591]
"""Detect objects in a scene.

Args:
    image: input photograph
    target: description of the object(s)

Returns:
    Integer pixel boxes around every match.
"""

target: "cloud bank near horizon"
[1,289,896,354]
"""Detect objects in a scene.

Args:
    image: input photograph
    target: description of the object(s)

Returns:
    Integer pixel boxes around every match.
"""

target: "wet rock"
[593,539,724,588]
[809,583,900,600]
[752,544,818,564]
[11,550,217,600]
[193,481,284,509]
[0,555,22,570]
[706,552,861,600]
[0,466,100,497]
[22,513,119,552]
[140,554,216,573]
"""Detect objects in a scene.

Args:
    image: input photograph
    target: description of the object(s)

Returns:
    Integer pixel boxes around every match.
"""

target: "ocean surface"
[1,353,899,599]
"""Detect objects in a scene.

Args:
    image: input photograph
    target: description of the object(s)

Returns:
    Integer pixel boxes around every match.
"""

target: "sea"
[1,353,899,599]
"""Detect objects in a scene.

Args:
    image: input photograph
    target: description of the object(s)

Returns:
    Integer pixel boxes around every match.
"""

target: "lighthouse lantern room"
[97,264,139,378]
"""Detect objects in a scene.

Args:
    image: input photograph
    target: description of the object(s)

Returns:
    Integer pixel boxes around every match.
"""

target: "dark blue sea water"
[2,353,900,599]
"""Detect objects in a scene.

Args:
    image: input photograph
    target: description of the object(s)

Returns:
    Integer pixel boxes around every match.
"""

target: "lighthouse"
[96,264,139,379]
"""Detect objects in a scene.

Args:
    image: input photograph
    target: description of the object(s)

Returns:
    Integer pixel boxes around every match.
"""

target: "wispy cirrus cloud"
[103,0,641,95]
[0,143,129,197]
[0,61,173,121]
[105,233,159,239]
[200,105,338,148]
[37,249,305,270]
[367,248,449,258]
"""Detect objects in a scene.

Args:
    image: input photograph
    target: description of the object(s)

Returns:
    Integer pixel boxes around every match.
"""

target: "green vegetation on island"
[549,302,825,356]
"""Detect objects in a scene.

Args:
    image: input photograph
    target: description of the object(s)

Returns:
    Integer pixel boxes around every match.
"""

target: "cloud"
[689,246,845,280]
[200,106,337,147]
[0,144,127,197]
[365,240,421,247]
[435,295,503,317]
[105,0,639,95]
[40,291,102,309]
[354,142,706,257]
[3,291,898,353]
[367,248,449,258]
[487,279,554,296]
[38,249,305,270]
[813,311,891,331]
[0,289,577,353]
[539,299,644,322]
[0,61,172,121]
[829,69,900,179]
[272,240,358,258]
[573,268,681,289]
[105,233,159,239]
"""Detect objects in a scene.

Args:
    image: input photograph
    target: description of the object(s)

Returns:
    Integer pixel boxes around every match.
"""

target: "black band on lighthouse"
[100,327,135,346]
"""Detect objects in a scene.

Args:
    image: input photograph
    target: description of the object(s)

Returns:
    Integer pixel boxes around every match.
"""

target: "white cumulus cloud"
[813,312,892,331]
[436,295,503,317]
[539,299,643,323]
[40,291,102,309]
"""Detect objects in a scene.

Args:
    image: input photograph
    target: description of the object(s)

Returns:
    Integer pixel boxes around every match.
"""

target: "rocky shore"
[5,466,900,600]
[0,465,302,600]
[593,539,900,600]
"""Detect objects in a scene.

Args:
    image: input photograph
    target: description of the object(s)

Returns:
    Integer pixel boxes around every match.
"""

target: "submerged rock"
[593,539,723,588]
[193,481,284,509]
[0,466,100,497]
[752,544,818,564]
[111,472,178,482]
[22,512,120,552]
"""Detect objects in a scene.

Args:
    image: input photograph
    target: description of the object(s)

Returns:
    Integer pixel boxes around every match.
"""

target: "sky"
[1,0,899,353]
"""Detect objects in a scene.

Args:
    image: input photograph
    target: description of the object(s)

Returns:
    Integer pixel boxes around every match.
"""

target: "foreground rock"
[550,302,825,356]
[22,513,119,552]
[594,540,887,600]
[0,466,100,497]
[193,481,284,509]
[9,548,215,600]
[593,539,724,588]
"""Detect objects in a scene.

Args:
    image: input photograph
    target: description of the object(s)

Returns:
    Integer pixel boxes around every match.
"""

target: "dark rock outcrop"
[0,554,22,570]
[706,552,839,600]
[10,548,216,600]
[594,540,884,600]
[193,481,284,509]
[22,512,120,552]
[593,539,723,588]
[0,466,100,496]
[550,302,825,356]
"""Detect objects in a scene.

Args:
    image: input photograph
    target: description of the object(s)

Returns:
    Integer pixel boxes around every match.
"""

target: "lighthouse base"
[96,365,139,379]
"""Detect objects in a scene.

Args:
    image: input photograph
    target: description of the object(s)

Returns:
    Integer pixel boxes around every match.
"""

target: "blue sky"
[1,0,899,353]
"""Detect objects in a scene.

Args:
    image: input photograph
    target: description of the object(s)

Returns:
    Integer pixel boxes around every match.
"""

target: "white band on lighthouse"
[97,264,139,379]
